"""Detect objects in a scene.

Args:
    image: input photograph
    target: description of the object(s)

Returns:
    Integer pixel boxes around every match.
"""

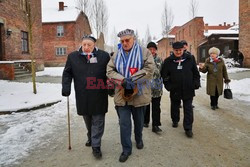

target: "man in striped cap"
[107,28,154,162]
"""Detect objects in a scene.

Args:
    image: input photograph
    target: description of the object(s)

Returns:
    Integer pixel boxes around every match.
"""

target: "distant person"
[143,42,163,133]
[199,47,231,110]
[62,34,110,159]
[161,41,200,138]
[107,28,154,162]
[238,50,244,68]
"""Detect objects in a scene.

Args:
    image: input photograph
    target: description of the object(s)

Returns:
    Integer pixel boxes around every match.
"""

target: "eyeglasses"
[120,37,132,44]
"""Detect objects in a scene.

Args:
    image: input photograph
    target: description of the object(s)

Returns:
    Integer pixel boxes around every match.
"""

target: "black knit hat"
[147,42,157,50]
[172,42,184,49]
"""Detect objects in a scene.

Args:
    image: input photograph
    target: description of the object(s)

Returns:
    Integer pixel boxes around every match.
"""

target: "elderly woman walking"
[199,47,231,110]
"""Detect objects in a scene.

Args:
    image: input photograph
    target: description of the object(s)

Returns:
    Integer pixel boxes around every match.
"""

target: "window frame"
[55,47,67,56]
[21,31,29,54]
[57,25,64,37]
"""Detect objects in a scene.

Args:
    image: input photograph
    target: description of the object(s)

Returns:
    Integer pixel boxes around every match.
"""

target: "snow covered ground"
[0,65,250,166]
[36,67,64,77]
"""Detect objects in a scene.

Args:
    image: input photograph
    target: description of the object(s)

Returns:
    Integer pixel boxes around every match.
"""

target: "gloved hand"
[121,78,134,89]
[224,79,231,84]
[62,90,70,97]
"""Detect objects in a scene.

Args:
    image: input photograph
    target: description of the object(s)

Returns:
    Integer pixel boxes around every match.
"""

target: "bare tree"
[90,0,109,39]
[144,25,152,45]
[161,1,174,36]
[189,0,199,19]
[75,0,92,23]
[26,1,37,94]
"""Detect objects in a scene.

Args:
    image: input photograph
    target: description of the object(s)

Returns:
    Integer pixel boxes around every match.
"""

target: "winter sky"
[106,0,239,41]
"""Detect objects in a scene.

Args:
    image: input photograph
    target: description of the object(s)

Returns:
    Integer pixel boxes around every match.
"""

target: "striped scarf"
[115,42,143,78]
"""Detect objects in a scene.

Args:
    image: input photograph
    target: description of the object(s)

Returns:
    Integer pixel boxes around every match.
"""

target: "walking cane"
[67,96,72,150]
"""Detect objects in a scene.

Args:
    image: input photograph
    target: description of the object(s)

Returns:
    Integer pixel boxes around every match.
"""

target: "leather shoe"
[215,106,219,109]
[211,106,216,110]
[85,140,91,147]
[92,147,102,159]
[143,123,149,128]
[172,122,178,128]
[185,130,193,138]
[136,141,144,149]
[152,126,162,133]
[119,152,131,162]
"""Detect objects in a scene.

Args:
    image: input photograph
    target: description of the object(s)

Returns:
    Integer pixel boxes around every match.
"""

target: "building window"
[57,26,64,37]
[21,31,29,53]
[224,46,229,56]
[56,47,67,56]
[20,0,27,11]
[169,41,173,46]
[202,48,206,58]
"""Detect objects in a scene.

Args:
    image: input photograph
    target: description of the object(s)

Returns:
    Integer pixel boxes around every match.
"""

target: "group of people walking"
[62,28,230,162]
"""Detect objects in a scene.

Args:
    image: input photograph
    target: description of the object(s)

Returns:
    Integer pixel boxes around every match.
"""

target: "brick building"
[157,26,179,60]
[42,0,92,66]
[174,17,205,62]
[239,0,250,67]
[0,0,43,79]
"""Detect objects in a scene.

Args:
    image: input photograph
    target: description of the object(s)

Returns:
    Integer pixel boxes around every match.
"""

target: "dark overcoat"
[62,48,110,116]
[161,53,201,100]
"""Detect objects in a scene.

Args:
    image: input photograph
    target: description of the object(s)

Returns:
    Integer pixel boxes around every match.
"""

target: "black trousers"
[144,96,162,126]
[210,87,219,107]
[171,98,193,130]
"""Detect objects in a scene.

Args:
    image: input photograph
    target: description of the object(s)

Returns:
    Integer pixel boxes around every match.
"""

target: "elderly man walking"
[107,29,154,162]
[62,35,110,159]
[161,41,200,138]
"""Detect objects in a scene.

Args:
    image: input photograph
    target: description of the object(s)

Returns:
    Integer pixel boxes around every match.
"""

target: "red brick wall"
[0,63,14,80]
[0,0,44,70]
[42,12,92,66]
[157,37,175,60]
[239,0,250,67]
[175,17,205,62]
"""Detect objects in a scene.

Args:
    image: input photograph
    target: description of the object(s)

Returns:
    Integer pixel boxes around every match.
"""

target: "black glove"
[62,90,70,97]
[121,78,134,89]
[224,79,231,84]
[194,81,201,90]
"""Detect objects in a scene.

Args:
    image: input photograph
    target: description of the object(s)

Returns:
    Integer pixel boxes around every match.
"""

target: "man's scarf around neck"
[115,42,143,78]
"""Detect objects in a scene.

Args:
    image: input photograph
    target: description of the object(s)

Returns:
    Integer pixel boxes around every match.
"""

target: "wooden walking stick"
[67,96,72,150]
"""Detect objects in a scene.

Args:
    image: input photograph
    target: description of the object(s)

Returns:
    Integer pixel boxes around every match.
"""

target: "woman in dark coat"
[199,47,230,110]
[62,35,110,159]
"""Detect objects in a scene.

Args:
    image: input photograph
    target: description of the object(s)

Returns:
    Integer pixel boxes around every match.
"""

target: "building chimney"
[224,22,226,26]
[59,2,64,11]
[233,22,236,25]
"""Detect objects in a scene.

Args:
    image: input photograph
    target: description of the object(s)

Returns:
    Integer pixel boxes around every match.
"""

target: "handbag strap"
[225,83,230,89]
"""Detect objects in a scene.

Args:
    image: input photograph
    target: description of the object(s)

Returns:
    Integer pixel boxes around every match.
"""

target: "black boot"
[85,139,91,147]
[152,126,162,133]
[92,147,102,159]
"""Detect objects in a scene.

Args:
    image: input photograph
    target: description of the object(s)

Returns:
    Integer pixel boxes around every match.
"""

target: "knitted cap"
[172,42,184,49]
[208,47,220,56]
[117,29,135,37]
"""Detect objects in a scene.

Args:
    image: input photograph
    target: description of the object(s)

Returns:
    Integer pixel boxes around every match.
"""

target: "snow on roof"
[204,24,239,37]
[42,0,81,23]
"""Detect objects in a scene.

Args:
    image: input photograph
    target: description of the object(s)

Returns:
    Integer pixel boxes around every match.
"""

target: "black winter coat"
[62,48,110,116]
[161,53,200,100]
